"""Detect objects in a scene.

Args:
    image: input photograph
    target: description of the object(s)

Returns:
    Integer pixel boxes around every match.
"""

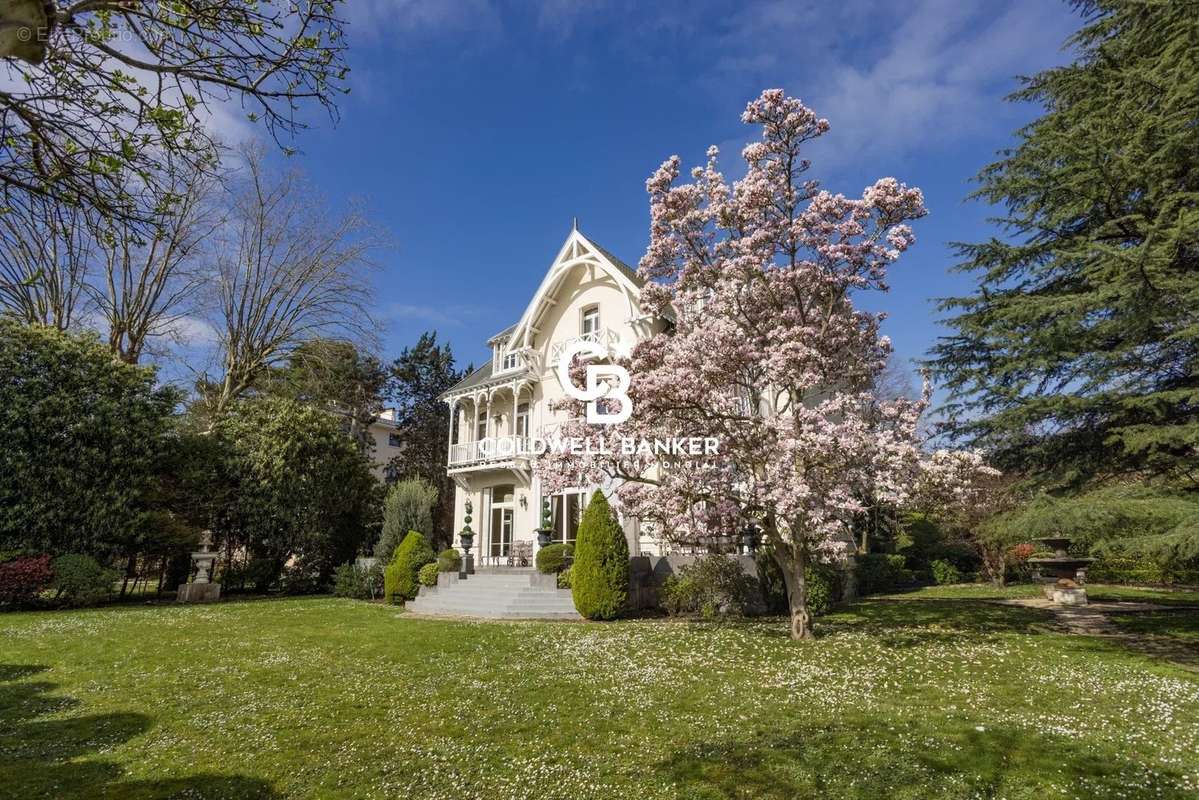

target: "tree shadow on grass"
[660,717,1191,800]
[732,598,1059,645]
[0,664,278,800]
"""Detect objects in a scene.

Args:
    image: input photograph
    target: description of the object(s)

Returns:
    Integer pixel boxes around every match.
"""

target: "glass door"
[488,484,515,562]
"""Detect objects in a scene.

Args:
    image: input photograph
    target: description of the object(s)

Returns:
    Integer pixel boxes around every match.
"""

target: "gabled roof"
[487,324,516,344]
[442,361,494,398]
[507,228,648,350]
[589,240,644,287]
[439,227,668,401]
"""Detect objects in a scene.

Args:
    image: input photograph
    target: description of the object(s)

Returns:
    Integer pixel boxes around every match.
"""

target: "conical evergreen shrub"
[571,491,628,620]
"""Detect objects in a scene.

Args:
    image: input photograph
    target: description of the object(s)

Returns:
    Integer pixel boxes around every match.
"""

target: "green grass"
[886,581,1199,606]
[1,594,1197,799]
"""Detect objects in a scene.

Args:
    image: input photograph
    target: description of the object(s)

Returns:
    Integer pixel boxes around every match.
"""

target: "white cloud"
[713,0,1077,170]
[386,303,487,326]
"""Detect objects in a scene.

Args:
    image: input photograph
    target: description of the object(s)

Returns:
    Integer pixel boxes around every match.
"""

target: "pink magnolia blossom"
[536,90,975,639]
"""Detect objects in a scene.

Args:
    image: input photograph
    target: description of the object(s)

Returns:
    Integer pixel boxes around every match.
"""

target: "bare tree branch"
[205,144,384,418]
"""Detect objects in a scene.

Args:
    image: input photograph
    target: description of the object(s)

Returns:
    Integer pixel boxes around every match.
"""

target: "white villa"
[367,409,405,480]
[441,226,672,564]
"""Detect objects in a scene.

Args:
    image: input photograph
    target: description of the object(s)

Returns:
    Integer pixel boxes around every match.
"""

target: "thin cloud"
[386,303,488,326]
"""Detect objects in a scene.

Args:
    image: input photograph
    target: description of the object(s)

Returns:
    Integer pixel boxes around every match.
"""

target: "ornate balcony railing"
[549,328,621,366]
[449,436,533,468]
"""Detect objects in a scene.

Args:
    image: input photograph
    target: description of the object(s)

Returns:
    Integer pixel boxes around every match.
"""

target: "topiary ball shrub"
[570,491,628,620]
[437,548,462,573]
[930,558,963,585]
[535,543,573,574]
[418,562,440,587]
[50,554,118,607]
[384,531,435,603]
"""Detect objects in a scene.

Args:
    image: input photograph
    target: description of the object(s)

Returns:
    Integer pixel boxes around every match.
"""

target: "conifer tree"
[930,1,1199,489]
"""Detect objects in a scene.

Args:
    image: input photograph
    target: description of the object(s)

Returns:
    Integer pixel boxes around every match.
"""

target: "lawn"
[1,590,1197,800]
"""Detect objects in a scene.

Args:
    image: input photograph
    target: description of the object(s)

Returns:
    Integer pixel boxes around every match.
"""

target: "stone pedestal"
[458,553,475,579]
[1052,586,1088,606]
[177,582,222,603]
[177,529,222,603]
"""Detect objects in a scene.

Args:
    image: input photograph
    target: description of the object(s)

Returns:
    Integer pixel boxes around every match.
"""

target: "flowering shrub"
[0,554,52,606]
[418,562,440,588]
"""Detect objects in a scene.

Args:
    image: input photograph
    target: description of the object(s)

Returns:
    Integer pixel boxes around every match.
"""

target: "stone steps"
[406,570,581,620]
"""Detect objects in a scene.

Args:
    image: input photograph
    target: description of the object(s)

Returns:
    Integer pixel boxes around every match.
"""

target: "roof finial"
[572,216,579,232]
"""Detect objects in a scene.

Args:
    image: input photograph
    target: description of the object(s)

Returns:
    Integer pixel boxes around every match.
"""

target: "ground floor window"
[551,491,588,547]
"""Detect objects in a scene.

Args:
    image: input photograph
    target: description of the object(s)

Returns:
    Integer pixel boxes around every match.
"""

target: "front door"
[489,507,513,561]
[488,484,515,563]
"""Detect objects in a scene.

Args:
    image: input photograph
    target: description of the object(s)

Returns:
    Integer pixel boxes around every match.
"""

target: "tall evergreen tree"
[262,339,388,456]
[385,332,465,546]
[930,1,1199,490]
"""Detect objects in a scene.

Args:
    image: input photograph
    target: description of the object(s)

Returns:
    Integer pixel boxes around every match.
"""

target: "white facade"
[441,228,671,564]
[367,409,404,480]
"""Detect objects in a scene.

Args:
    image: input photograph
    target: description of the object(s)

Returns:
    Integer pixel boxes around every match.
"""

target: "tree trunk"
[119,553,137,598]
[775,543,814,640]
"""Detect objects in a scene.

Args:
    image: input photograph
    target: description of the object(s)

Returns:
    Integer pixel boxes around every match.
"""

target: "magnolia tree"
[538,90,959,639]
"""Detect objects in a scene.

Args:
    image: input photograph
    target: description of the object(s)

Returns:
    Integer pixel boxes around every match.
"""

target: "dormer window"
[502,349,520,371]
[581,305,600,336]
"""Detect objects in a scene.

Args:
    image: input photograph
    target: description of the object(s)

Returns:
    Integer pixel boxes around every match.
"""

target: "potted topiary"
[535,497,554,549]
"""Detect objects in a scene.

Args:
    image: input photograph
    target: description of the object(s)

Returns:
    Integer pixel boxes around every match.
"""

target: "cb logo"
[555,340,632,425]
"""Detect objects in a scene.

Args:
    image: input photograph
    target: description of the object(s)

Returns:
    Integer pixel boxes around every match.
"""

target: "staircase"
[406,568,582,620]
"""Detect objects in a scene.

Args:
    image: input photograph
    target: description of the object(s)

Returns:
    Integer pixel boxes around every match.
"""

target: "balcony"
[549,328,621,366]
[449,435,533,469]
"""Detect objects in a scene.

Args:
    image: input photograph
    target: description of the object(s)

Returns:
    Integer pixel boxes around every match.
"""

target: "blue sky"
[264,0,1082,382]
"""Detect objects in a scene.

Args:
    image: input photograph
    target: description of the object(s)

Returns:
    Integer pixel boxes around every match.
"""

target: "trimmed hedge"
[1088,554,1199,586]
[570,491,628,620]
[384,531,435,603]
[535,543,573,574]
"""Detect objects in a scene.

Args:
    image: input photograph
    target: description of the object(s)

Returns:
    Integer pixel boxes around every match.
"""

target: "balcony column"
[445,398,457,465]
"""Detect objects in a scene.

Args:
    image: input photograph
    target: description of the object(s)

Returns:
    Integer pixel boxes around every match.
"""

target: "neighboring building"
[367,409,405,481]
[440,226,672,564]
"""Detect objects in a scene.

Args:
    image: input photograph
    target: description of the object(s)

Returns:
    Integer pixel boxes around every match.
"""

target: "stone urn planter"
[1028,535,1094,605]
